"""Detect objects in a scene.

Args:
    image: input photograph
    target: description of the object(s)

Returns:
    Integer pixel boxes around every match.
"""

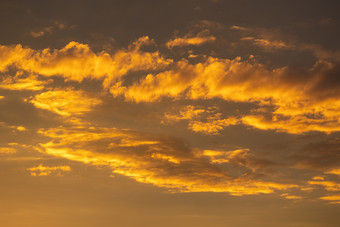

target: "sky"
[1,0,340,226]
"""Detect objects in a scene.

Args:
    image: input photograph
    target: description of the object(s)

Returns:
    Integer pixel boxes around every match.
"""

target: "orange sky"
[1,0,340,226]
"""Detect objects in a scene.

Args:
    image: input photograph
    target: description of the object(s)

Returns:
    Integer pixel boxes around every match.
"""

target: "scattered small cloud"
[27,164,71,176]
[30,21,68,38]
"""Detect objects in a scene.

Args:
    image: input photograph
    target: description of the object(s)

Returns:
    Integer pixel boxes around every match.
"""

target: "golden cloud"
[37,125,295,195]
[320,194,340,204]
[30,89,102,117]
[0,37,172,85]
[0,72,49,91]
[112,57,340,134]
[325,168,340,176]
[1,39,340,136]
[27,164,71,176]
[166,36,216,48]
[0,147,17,154]
[308,180,340,192]
[241,37,290,50]
[163,105,239,135]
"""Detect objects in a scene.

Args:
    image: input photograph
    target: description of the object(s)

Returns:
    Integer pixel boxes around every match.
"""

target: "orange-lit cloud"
[163,105,239,135]
[320,194,340,204]
[308,180,340,192]
[30,89,102,117]
[241,37,290,50]
[37,125,295,195]
[2,39,339,135]
[280,193,302,200]
[0,147,17,154]
[0,37,171,85]
[30,21,67,38]
[234,25,340,60]
[27,164,71,176]
[112,56,340,134]
[326,169,340,176]
[166,36,216,48]
[0,72,49,91]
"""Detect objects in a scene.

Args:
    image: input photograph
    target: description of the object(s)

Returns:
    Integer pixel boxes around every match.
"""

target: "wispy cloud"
[27,164,71,176]
[166,36,216,49]
[30,21,67,38]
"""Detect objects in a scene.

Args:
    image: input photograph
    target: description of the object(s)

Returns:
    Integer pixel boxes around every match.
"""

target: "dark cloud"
[293,138,340,170]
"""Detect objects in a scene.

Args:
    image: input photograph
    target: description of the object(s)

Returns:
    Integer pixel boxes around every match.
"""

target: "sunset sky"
[1,0,340,226]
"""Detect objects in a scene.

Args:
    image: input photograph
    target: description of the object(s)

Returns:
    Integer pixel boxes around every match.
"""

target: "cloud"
[112,57,340,134]
[30,88,102,117]
[166,36,216,48]
[0,147,17,154]
[320,194,340,204]
[292,138,340,169]
[27,164,71,176]
[280,193,302,200]
[37,124,295,195]
[234,25,340,60]
[0,72,49,91]
[163,105,239,135]
[325,169,340,176]
[308,180,340,192]
[241,37,290,50]
[30,21,67,38]
[0,37,172,85]
[1,38,340,136]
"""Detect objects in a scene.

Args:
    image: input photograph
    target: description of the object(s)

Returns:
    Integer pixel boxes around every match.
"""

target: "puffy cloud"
[113,57,340,134]
[2,39,339,135]
[37,125,295,195]
[0,37,172,85]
